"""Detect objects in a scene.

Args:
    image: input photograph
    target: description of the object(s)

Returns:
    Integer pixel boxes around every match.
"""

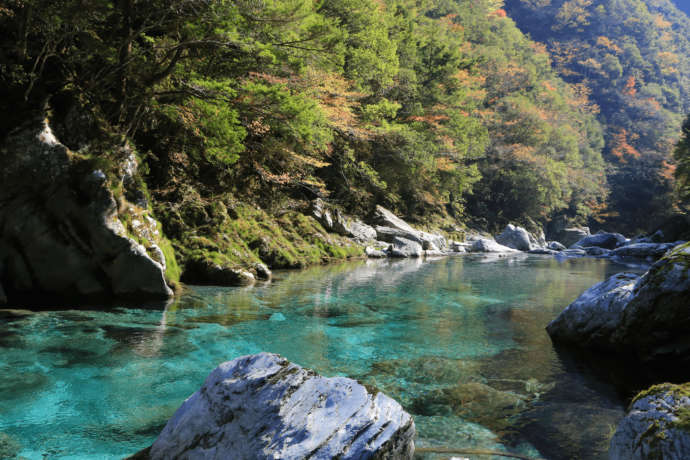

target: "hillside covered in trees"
[0,0,688,280]
[505,0,690,231]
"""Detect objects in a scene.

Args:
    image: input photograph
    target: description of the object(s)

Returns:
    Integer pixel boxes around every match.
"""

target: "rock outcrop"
[145,353,415,460]
[548,242,690,361]
[610,383,690,460]
[312,199,377,243]
[373,205,446,251]
[0,119,173,303]
[495,224,533,251]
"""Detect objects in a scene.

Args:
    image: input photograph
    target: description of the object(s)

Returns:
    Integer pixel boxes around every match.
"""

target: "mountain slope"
[505,0,690,233]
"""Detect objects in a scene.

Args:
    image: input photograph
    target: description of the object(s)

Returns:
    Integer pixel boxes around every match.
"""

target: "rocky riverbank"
[546,238,690,458]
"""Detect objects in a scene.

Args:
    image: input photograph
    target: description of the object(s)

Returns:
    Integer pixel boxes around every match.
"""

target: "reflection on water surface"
[0,255,646,459]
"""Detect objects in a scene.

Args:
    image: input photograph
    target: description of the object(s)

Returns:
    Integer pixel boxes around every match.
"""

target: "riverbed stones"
[0,119,173,302]
[495,224,532,251]
[610,383,690,460]
[147,353,415,460]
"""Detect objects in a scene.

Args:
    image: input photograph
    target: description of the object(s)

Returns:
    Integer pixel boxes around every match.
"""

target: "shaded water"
[0,255,647,459]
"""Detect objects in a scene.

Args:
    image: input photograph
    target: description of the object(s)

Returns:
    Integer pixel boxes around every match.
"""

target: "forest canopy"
[0,0,686,234]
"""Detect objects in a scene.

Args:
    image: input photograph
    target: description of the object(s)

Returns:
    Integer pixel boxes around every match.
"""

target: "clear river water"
[0,254,649,459]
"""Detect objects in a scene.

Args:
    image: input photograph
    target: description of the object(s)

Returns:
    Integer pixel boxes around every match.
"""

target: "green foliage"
[505,0,690,231]
[675,115,690,211]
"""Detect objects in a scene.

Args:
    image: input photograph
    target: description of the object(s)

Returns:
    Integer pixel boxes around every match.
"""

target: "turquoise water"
[0,255,645,459]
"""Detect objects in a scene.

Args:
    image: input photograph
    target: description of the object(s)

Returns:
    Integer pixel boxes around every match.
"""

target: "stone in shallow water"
[146,352,415,460]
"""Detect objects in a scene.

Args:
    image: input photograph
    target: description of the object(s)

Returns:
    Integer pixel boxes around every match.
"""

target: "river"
[0,254,648,459]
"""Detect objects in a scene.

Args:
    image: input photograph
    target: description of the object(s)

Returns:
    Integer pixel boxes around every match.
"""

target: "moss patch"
[159,198,364,280]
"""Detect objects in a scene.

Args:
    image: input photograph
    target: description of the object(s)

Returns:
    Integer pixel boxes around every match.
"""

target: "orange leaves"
[653,14,672,29]
[610,128,641,162]
[659,160,676,182]
[489,9,508,18]
[622,76,637,96]
[596,36,621,54]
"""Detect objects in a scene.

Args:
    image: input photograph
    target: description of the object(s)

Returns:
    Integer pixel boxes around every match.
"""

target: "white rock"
[149,353,415,460]
[495,224,532,251]
[469,238,519,253]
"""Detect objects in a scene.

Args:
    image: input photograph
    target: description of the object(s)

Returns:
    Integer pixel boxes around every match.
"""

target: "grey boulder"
[389,237,423,258]
[560,227,591,247]
[572,232,627,249]
[610,383,690,460]
[546,273,639,349]
[148,353,415,460]
[611,242,679,260]
[469,238,519,253]
[548,243,690,360]
[547,241,567,251]
[495,224,532,251]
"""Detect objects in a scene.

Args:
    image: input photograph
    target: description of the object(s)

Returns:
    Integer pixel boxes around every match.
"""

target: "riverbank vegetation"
[1,0,688,274]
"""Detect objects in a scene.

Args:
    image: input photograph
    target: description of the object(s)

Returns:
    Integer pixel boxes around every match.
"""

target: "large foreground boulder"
[145,353,415,460]
[548,242,690,361]
[610,383,690,460]
[0,119,173,302]
[495,224,532,251]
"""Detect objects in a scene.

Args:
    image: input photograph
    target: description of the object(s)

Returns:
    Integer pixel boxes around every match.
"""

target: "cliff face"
[0,119,174,305]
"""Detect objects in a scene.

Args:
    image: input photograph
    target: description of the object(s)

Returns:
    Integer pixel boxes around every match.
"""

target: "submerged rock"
[495,224,532,251]
[146,353,415,460]
[610,383,690,460]
[0,119,173,302]
[548,242,690,361]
